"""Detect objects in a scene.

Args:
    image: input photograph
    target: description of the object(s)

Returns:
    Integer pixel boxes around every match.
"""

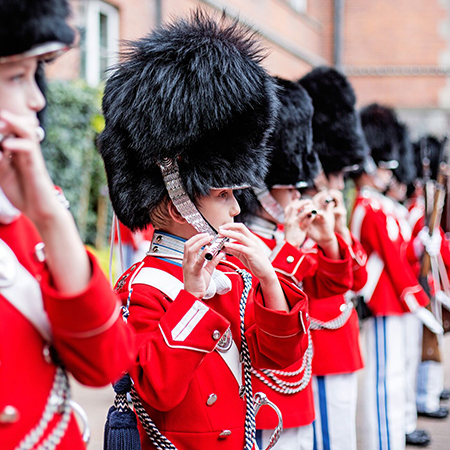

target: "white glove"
[418,227,442,258]
[414,307,444,335]
[435,290,450,311]
[203,269,232,299]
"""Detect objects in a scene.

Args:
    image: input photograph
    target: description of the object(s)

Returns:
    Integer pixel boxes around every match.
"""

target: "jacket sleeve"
[349,234,368,292]
[127,285,230,411]
[301,234,353,298]
[41,251,136,387]
[361,207,429,311]
[245,278,310,370]
[270,234,353,298]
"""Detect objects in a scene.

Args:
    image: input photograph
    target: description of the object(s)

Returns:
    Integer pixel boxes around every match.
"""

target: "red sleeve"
[362,207,429,311]
[301,234,353,298]
[245,278,309,370]
[349,234,368,292]
[270,234,352,298]
[41,251,136,386]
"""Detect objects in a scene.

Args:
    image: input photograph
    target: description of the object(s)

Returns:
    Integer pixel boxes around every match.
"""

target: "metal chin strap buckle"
[253,392,283,450]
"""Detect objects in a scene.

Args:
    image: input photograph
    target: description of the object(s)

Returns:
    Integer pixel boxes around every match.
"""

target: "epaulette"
[114,262,143,293]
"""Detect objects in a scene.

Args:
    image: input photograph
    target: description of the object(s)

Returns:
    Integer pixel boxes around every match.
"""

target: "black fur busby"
[237,77,318,219]
[360,103,400,166]
[413,135,446,182]
[393,122,416,185]
[97,11,279,231]
[0,0,75,59]
[298,66,369,175]
[265,77,319,187]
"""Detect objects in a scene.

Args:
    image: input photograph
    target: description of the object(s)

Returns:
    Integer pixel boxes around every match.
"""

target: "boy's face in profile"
[197,188,241,230]
[270,187,301,209]
[0,57,45,119]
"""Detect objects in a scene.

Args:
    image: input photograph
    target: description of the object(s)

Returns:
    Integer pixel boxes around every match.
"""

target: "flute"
[204,235,229,261]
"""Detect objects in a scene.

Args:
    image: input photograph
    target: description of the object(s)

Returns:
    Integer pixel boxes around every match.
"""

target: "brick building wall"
[47,0,450,137]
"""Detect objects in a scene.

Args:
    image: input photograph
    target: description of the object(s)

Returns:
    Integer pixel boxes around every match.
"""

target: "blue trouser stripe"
[375,317,391,450]
[313,420,317,450]
[383,317,391,449]
[256,429,262,450]
[317,376,331,450]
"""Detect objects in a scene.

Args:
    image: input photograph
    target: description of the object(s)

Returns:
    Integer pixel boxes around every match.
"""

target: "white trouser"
[417,360,444,413]
[256,424,313,450]
[403,313,422,434]
[312,373,358,450]
[357,315,407,450]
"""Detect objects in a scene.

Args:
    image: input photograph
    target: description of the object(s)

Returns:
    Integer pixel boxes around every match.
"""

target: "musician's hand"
[0,109,60,225]
[315,189,352,245]
[220,223,289,312]
[182,233,225,299]
[284,199,314,247]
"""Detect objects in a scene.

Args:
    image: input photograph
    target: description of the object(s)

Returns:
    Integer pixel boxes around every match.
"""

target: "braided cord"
[130,388,178,450]
[15,367,72,450]
[251,332,313,395]
[309,296,354,331]
[236,269,256,450]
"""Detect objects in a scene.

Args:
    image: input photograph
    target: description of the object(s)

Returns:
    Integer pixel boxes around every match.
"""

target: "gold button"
[155,235,163,243]
[152,246,159,253]
[219,430,232,438]
[212,330,221,340]
[0,405,19,423]
[286,255,295,264]
[206,394,217,406]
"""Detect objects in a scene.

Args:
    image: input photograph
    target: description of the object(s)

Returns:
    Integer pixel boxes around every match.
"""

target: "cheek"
[0,84,26,115]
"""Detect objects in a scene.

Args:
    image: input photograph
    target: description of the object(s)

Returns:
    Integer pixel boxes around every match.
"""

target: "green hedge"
[41,79,110,247]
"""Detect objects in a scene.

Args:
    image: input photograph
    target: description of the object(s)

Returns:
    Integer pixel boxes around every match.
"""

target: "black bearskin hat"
[393,122,416,185]
[298,66,369,175]
[97,11,279,231]
[237,77,318,218]
[265,77,319,187]
[413,135,445,182]
[360,103,400,166]
[0,0,75,59]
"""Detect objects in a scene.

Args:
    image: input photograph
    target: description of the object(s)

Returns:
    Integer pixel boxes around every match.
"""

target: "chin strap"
[252,186,285,224]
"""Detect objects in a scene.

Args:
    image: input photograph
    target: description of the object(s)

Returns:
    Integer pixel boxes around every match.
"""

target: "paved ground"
[71,335,450,450]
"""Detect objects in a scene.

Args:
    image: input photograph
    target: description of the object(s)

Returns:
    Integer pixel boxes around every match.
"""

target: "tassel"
[104,375,142,450]
[103,405,115,450]
[108,408,141,450]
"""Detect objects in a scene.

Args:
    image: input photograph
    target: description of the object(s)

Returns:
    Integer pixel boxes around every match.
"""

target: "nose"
[292,189,301,200]
[230,192,241,217]
[29,78,46,113]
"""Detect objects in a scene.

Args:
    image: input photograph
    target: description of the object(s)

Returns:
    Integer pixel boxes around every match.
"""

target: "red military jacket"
[406,197,450,276]
[234,219,353,429]
[0,215,136,450]
[350,187,429,316]
[115,230,309,450]
[309,235,366,376]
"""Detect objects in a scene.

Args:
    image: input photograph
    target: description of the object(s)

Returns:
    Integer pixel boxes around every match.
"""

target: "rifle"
[420,137,448,362]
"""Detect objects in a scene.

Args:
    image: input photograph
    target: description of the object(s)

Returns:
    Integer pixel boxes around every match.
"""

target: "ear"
[167,200,187,224]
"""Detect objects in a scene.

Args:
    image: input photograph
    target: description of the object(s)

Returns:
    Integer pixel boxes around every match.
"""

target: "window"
[79,1,119,86]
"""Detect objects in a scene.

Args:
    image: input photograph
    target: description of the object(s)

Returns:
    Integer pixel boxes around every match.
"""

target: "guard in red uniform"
[350,104,433,450]
[299,66,368,450]
[235,76,354,450]
[385,122,432,447]
[97,12,310,450]
[0,1,136,449]
[407,136,450,423]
